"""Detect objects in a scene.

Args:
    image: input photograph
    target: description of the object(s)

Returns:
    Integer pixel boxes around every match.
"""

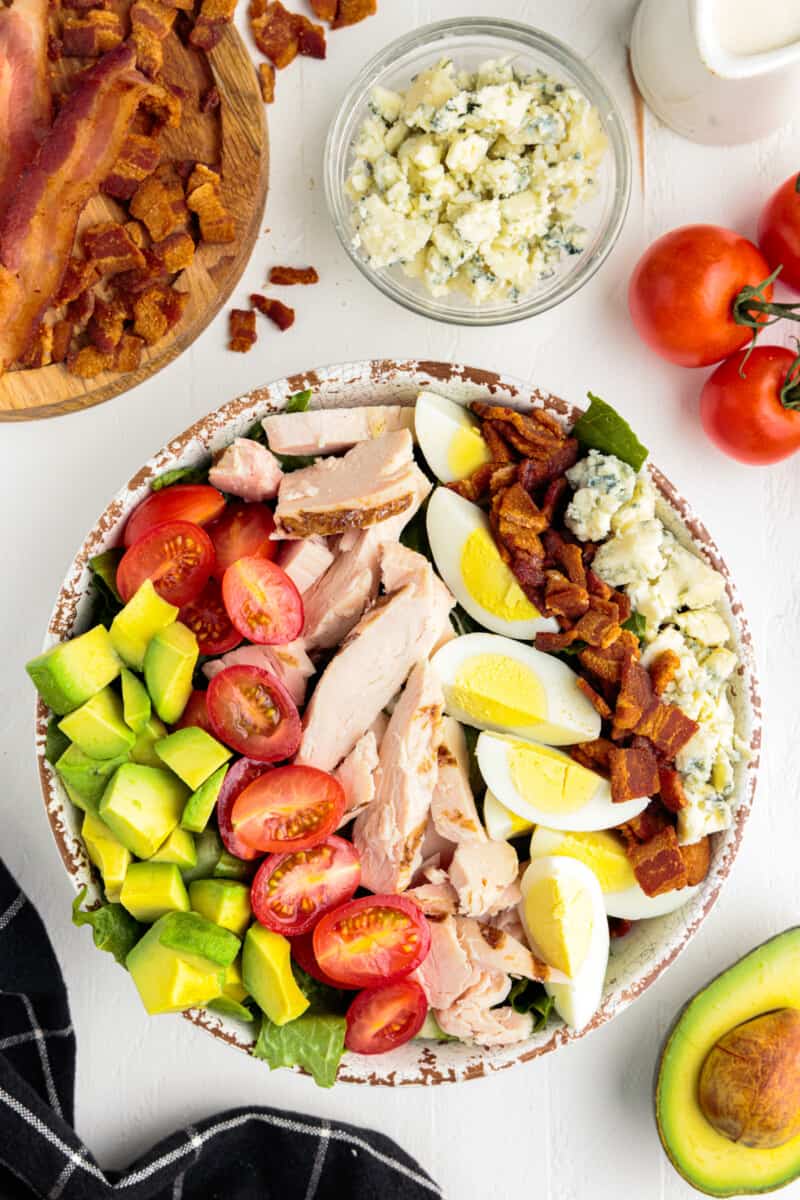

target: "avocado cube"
[82,811,131,902]
[242,924,309,1026]
[150,827,197,869]
[214,850,256,882]
[157,910,240,967]
[181,828,224,885]
[130,716,168,768]
[144,622,198,725]
[56,744,129,810]
[126,916,228,1015]
[154,728,231,791]
[223,957,248,1003]
[189,879,251,937]
[120,862,190,923]
[59,686,136,761]
[99,763,189,859]
[181,765,227,834]
[120,669,151,733]
[109,581,178,671]
[27,625,121,715]
[207,995,254,1021]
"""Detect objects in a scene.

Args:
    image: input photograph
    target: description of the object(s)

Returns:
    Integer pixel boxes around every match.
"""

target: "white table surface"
[3,0,800,1195]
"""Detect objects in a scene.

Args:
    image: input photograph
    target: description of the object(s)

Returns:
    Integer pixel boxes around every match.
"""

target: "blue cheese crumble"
[346,58,608,304]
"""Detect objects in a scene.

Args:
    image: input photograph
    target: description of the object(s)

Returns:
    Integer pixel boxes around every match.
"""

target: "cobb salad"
[29,387,746,1087]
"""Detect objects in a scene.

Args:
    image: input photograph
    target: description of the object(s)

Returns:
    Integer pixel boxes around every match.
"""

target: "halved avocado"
[656,928,800,1196]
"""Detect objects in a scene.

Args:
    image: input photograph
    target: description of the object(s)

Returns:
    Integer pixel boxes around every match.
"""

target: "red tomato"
[179,577,242,656]
[291,932,358,991]
[222,557,303,646]
[123,485,225,548]
[117,521,215,606]
[207,665,301,762]
[250,836,360,936]
[759,173,800,292]
[628,225,773,367]
[232,765,345,853]
[174,689,214,735]
[345,981,428,1056]
[216,757,271,861]
[207,503,277,580]
[312,895,431,989]
[699,345,800,465]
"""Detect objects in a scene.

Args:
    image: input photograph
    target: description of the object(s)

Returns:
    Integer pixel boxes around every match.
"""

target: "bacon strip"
[0,0,51,225]
[0,45,149,373]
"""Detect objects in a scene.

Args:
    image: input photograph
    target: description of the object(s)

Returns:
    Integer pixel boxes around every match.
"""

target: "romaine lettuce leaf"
[253,1011,346,1089]
[72,887,143,966]
[573,394,648,472]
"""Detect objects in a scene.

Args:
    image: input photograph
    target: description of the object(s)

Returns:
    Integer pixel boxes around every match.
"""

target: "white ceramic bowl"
[35,360,761,1086]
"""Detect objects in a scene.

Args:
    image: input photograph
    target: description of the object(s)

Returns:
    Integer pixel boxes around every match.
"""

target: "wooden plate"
[0,26,269,422]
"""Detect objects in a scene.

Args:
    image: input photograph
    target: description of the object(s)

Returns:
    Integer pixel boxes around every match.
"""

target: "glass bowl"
[324,17,632,326]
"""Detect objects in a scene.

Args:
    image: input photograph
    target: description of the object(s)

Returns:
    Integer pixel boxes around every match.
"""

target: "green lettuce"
[507,979,555,1031]
[622,611,647,643]
[72,887,143,966]
[150,465,209,491]
[285,389,312,414]
[252,964,349,1088]
[88,549,124,627]
[572,393,648,472]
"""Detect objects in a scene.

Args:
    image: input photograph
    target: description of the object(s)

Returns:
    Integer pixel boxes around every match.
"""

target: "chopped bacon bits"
[131,0,177,77]
[626,825,688,898]
[186,163,235,243]
[268,264,319,285]
[576,676,613,720]
[612,656,657,738]
[332,0,376,28]
[250,0,326,66]
[309,0,336,18]
[609,744,659,803]
[56,258,99,306]
[608,916,633,939]
[130,165,188,241]
[680,836,711,886]
[298,19,325,57]
[658,766,688,813]
[579,630,639,686]
[258,61,275,102]
[103,132,161,200]
[154,229,195,272]
[140,83,182,129]
[61,10,125,56]
[88,297,128,353]
[66,344,114,378]
[229,307,257,352]
[115,332,145,372]
[19,324,53,370]
[133,284,188,344]
[251,293,295,330]
[66,289,96,328]
[571,606,621,650]
[621,799,672,845]
[82,222,147,276]
[51,320,73,364]
[570,737,614,776]
[544,571,589,621]
[650,649,681,696]
[190,0,236,50]
[636,702,699,759]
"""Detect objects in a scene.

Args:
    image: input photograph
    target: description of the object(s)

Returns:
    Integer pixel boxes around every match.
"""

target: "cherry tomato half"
[216,757,271,862]
[759,172,800,292]
[699,345,800,465]
[250,836,360,936]
[345,980,428,1056]
[179,577,242,656]
[173,689,214,735]
[290,932,358,991]
[117,520,215,607]
[628,225,773,367]
[207,665,301,762]
[232,765,345,853]
[312,895,431,989]
[222,557,303,646]
[123,485,225,548]
[207,502,277,580]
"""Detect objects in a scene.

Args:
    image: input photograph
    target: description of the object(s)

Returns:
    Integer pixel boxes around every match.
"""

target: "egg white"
[431,633,602,746]
[414,390,491,483]
[520,855,609,1031]
[483,788,534,842]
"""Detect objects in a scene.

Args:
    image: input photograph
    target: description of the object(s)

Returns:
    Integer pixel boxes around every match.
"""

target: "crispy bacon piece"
[626,825,688,898]
[51,319,73,363]
[0,0,52,225]
[544,571,589,621]
[88,296,127,352]
[483,422,515,463]
[186,162,235,243]
[154,229,195,271]
[56,257,98,305]
[268,264,319,284]
[66,288,95,327]
[124,220,147,248]
[82,221,147,275]
[650,649,681,696]
[114,247,169,295]
[190,0,236,50]
[535,629,577,654]
[332,0,376,27]
[539,476,569,524]
[258,61,275,102]
[576,676,613,720]
[131,0,176,77]
[61,10,125,57]
[18,321,52,368]
[492,481,548,549]
[610,589,631,622]
[310,0,336,18]
[571,606,621,650]
[621,798,671,845]
[115,331,144,371]
[555,540,586,588]
[586,569,613,601]
[140,82,182,129]
[579,629,639,686]
[509,552,546,606]
[609,916,633,939]
[636,701,699,759]
[251,292,295,330]
[229,307,256,352]
[250,0,326,65]
[613,655,657,738]
[130,163,188,240]
[0,44,149,374]
[680,836,711,886]
[517,438,580,490]
[102,131,161,199]
[298,18,325,57]
[569,737,614,776]
[447,462,495,503]
[658,766,688,813]
[132,282,187,343]
[472,402,565,459]
[67,343,113,378]
[609,743,659,803]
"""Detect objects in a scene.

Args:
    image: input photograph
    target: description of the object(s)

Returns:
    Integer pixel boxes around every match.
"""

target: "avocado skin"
[655,928,800,1197]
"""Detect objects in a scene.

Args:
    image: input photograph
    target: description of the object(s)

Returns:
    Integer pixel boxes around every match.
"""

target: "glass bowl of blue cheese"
[324,18,632,326]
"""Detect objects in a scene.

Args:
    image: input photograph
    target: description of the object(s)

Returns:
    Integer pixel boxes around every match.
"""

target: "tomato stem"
[780,343,800,411]
[732,266,800,374]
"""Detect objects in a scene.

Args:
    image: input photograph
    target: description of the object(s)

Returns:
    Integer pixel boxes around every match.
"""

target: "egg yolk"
[533,830,635,894]
[509,741,598,814]
[451,654,546,728]
[523,874,593,978]
[460,527,541,622]
[447,424,492,480]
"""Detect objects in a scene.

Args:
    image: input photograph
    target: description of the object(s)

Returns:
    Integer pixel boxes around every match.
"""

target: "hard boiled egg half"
[427,488,557,640]
[414,390,491,483]
[483,789,534,842]
[520,856,609,1031]
[477,732,649,831]
[431,633,601,746]
[529,826,701,919]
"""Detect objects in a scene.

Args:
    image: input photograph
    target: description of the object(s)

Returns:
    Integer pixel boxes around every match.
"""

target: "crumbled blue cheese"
[564,450,636,542]
[346,58,607,304]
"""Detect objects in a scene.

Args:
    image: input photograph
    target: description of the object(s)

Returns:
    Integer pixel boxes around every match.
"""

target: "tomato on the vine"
[700,345,800,464]
[759,172,800,292]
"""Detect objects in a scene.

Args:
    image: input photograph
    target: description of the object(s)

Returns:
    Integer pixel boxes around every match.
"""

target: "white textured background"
[2,1,800,1196]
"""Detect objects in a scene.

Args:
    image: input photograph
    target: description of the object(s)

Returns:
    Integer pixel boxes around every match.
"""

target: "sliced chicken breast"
[404,881,459,917]
[456,917,554,982]
[448,840,519,917]
[262,405,415,457]
[435,974,535,1047]
[413,915,474,1010]
[334,730,380,826]
[208,438,283,501]
[276,537,334,594]
[431,717,485,844]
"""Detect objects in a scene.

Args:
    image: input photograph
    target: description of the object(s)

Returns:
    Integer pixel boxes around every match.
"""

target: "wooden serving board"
[0,25,269,422]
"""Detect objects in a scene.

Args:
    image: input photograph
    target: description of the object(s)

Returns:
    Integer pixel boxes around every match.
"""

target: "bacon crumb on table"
[249,0,326,67]
[332,0,376,26]
[229,308,257,352]
[251,294,295,330]
[258,61,275,101]
[268,265,319,285]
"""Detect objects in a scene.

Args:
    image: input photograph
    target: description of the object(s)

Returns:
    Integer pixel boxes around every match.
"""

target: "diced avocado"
[181,765,227,834]
[59,686,136,760]
[181,828,224,884]
[109,581,178,671]
[82,811,131,902]
[130,716,168,767]
[207,995,255,1022]
[242,924,309,1026]
[120,668,151,733]
[63,779,89,813]
[27,625,121,715]
[154,727,231,791]
[144,622,198,725]
[120,861,190,922]
[189,879,251,937]
[126,914,230,1015]
[149,827,197,869]
[214,850,256,882]
[157,910,240,967]
[99,763,189,859]
[56,744,129,810]
[222,957,248,1003]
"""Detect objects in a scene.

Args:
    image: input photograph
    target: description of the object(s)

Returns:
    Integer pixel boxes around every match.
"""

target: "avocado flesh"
[181,765,227,834]
[129,716,168,768]
[208,959,253,1019]
[120,862,190,922]
[657,928,800,1196]
[59,686,136,760]
[157,911,240,967]
[99,763,189,859]
[181,828,224,885]
[189,879,251,937]
[144,622,198,725]
[56,744,129,810]
[125,912,239,1015]
[27,625,121,715]
[149,827,197,868]
[242,924,309,1026]
[155,727,231,791]
[82,811,131,902]
[110,581,178,671]
[120,668,151,733]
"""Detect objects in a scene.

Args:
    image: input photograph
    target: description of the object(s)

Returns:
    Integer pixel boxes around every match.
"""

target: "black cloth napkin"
[0,860,441,1199]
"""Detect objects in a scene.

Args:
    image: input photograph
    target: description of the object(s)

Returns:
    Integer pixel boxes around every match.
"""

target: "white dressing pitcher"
[631,0,800,145]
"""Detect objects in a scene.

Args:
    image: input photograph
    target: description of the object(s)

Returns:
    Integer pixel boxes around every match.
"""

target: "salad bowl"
[34,359,761,1086]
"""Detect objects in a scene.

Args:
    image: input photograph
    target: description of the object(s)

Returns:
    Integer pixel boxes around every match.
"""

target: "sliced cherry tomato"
[759,172,800,292]
[291,932,358,991]
[251,836,360,936]
[222,557,303,646]
[173,689,214,735]
[116,520,215,607]
[216,757,271,862]
[206,664,301,762]
[700,345,800,464]
[123,485,225,548]
[345,980,428,1056]
[207,503,277,580]
[232,765,345,853]
[312,895,431,989]
[179,577,242,656]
